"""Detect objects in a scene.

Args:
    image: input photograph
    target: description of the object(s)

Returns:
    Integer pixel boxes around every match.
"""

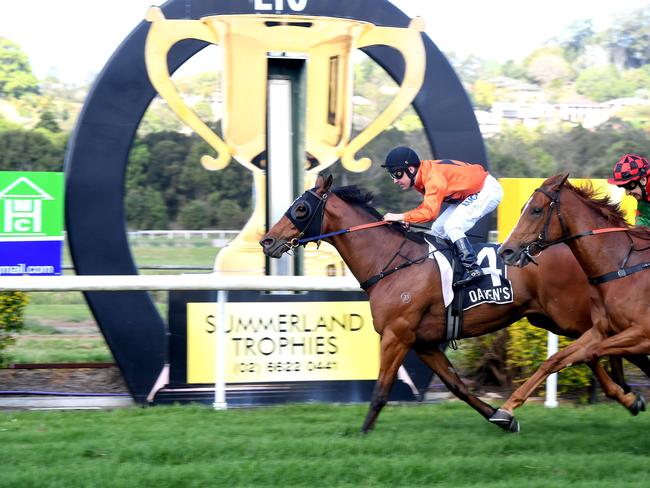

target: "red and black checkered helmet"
[607,154,649,185]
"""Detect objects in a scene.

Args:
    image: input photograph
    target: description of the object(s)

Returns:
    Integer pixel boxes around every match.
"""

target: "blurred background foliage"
[0,292,29,367]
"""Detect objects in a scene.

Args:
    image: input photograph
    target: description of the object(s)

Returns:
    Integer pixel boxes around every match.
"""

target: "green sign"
[0,171,64,238]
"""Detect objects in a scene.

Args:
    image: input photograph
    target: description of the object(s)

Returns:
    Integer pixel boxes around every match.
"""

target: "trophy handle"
[339,18,426,172]
[144,7,232,171]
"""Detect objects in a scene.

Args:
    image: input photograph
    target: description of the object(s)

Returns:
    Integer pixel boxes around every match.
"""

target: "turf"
[1,402,649,487]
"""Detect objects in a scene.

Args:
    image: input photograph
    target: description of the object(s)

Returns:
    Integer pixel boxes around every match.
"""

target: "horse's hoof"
[630,393,646,416]
[489,409,520,433]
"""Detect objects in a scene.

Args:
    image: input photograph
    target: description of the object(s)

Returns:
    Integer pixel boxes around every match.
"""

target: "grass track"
[1,402,649,487]
[6,337,112,363]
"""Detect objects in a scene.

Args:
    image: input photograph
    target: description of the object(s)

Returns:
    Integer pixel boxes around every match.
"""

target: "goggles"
[388,168,405,180]
[619,180,640,191]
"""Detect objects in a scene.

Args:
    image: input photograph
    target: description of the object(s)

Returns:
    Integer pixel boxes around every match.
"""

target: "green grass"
[25,303,95,322]
[126,244,217,267]
[6,337,113,363]
[0,403,649,487]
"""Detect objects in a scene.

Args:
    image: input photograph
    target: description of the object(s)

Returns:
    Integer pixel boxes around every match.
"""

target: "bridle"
[280,187,428,289]
[283,188,330,250]
[283,188,390,252]
[526,186,571,257]
[521,183,631,266]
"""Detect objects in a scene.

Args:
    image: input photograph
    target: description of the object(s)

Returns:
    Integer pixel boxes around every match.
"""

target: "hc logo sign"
[0,172,63,276]
[254,0,308,11]
[0,176,53,235]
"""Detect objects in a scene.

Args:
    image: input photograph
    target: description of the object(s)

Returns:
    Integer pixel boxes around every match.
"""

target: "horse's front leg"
[414,347,519,433]
[361,329,411,434]
[490,330,599,428]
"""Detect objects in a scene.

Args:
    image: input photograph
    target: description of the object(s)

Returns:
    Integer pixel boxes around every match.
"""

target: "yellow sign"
[187,301,379,383]
[497,178,637,242]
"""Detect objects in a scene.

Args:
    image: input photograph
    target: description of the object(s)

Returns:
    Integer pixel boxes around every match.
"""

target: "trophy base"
[213,240,349,277]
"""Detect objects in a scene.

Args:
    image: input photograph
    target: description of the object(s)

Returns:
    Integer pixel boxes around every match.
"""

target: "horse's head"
[260,174,334,258]
[499,172,570,267]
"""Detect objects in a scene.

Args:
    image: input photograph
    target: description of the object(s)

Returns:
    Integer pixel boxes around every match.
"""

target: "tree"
[138,103,184,134]
[616,105,650,131]
[125,143,151,192]
[0,128,65,171]
[575,66,636,101]
[125,188,168,229]
[34,110,61,133]
[0,37,39,98]
[472,80,496,110]
[213,198,248,228]
[486,124,556,178]
[140,132,191,219]
[601,7,650,69]
[525,47,573,88]
[556,19,595,62]
[178,200,213,229]
[501,60,527,80]
[447,54,502,85]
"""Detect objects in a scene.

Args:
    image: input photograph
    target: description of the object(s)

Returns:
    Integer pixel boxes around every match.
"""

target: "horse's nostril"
[498,247,515,262]
[260,237,274,249]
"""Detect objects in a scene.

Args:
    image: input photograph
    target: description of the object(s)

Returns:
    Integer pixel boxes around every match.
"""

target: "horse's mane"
[332,185,425,244]
[565,180,650,239]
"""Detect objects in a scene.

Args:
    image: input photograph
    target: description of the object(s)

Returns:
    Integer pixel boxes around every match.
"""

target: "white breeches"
[429,174,503,243]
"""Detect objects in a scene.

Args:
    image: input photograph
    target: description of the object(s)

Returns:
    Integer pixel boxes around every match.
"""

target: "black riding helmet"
[381,146,420,186]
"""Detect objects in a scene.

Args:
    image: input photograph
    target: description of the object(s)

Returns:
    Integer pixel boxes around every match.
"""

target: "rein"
[523,186,632,262]
[285,188,432,289]
[284,189,392,249]
[294,220,390,246]
[530,184,650,284]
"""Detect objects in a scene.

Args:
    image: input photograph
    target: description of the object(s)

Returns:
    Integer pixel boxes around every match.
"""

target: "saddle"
[424,235,514,343]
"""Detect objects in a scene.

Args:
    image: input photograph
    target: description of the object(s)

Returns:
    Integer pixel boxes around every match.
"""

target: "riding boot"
[453,237,483,288]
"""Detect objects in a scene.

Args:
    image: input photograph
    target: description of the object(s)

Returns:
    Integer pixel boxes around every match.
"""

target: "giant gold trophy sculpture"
[144,7,425,275]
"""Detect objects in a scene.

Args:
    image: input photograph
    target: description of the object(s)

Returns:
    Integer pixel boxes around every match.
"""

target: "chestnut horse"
[493,173,650,428]
[260,175,649,433]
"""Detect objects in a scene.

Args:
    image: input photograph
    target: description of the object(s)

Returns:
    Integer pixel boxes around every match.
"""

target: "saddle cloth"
[424,235,514,310]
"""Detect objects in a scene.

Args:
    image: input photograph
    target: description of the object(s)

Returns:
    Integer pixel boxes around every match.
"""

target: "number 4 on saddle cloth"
[424,235,514,343]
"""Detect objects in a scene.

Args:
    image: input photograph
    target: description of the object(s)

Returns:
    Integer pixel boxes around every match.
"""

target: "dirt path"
[0,366,129,394]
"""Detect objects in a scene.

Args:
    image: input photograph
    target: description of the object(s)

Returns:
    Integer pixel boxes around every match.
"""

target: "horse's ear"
[553,172,569,191]
[559,172,570,187]
[547,172,570,191]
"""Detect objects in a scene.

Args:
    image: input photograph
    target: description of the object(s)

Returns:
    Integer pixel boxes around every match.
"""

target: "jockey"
[381,146,503,288]
[608,153,650,228]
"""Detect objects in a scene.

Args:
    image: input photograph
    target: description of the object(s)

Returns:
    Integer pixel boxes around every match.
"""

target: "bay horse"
[260,175,649,433]
[493,173,650,428]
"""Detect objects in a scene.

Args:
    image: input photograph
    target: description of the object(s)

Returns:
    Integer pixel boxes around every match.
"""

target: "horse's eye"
[531,207,543,215]
[295,203,309,218]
